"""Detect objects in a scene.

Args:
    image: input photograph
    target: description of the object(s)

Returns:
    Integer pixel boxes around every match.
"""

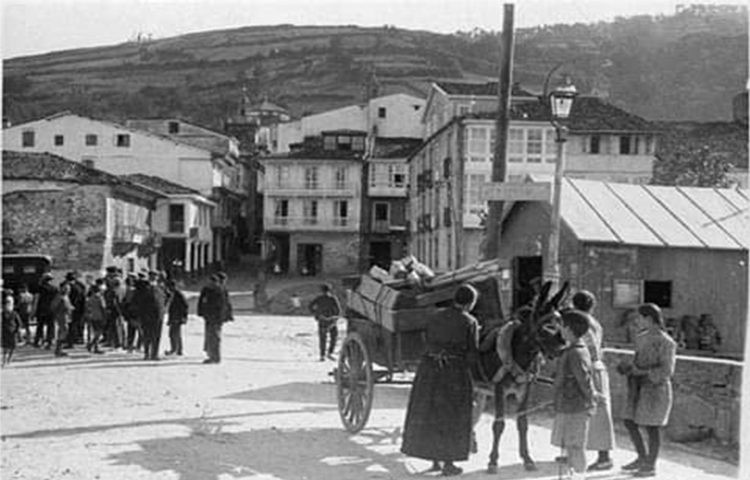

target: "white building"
[3,112,245,264]
[274,93,426,152]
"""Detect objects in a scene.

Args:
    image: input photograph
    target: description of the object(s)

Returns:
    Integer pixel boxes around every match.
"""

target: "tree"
[652,144,731,188]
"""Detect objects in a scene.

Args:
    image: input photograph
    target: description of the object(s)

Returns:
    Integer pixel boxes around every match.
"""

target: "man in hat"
[62,271,86,348]
[132,274,166,361]
[33,273,58,349]
[198,274,230,364]
[309,284,341,361]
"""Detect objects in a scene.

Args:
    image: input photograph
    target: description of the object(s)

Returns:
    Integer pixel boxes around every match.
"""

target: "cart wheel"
[336,332,374,433]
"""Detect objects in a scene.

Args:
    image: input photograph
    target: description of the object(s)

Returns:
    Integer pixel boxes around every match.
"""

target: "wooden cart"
[335,260,505,433]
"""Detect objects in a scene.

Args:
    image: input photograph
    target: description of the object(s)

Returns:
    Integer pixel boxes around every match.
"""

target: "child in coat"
[2,290,20,366]
[551,310,597,480]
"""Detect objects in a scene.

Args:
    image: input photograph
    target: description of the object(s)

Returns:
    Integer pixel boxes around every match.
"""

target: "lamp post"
[544,80,577,292]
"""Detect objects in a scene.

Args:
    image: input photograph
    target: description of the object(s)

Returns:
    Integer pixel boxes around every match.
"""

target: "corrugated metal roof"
[560,178,749,250]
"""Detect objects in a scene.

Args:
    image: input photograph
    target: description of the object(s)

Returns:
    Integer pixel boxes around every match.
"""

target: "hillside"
[3,6,747,129]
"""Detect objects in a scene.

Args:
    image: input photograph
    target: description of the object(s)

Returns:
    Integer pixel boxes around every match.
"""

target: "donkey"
[468,278,569,473]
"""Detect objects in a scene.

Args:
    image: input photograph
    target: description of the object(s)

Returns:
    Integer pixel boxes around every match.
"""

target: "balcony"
[265,216,356,231]
[265,182,358,198]
[368,183,407,198]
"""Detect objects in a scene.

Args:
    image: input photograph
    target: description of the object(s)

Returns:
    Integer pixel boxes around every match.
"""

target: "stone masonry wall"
[604,348,741,446]
[3,186,108,274]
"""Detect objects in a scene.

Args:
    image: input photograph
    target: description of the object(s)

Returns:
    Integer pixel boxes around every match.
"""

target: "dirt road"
[0,314,739,479]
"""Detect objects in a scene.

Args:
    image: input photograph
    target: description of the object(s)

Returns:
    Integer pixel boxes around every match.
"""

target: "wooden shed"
[498,178,749,354]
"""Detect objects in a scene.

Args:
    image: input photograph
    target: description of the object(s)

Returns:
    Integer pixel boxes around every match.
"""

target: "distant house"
[2,150,164,277]
[121,173,215,277]
[260,131,365,275]
[410,80,660,269]
[2,112,245,265]
[274,93,426,153]
[497,177,749,354]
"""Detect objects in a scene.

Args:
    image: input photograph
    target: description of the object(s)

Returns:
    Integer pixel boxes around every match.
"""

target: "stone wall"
[289,231,360,275]
[3,186,108,274]
[603,348,741,446]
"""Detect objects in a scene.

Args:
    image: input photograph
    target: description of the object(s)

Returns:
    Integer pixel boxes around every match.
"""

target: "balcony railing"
[113,225,150,244]
[265,182,358,197]
[266,216,355,231]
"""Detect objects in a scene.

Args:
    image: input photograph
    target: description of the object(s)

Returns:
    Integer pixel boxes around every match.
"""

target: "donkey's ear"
[534,281,553,314]
[549,281,570,310]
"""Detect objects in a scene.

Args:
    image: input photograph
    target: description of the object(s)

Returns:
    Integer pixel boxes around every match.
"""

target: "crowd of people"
[1,268,233,366]
[399,287,676,479]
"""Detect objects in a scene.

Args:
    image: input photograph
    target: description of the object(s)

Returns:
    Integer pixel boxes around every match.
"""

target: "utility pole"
[483,3,515,260]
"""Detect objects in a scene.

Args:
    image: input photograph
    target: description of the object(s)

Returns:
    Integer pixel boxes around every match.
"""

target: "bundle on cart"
[346,257,504,333]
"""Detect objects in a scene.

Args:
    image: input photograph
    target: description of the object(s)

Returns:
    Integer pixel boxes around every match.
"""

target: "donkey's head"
[529,280,569,359]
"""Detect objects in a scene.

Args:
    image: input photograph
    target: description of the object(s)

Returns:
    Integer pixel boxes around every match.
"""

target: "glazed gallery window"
[465,174,486,212]
[169,204,185,233]
[273,199,289,225]
[466,126,489,156]
[526,129,543,163]
[275,165,290,188]
[508,128,524,162]
[304,167,319,190]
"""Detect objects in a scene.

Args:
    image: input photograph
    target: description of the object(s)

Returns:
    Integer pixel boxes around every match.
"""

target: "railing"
[265,182,358,197]
[266,216,355,230]
[112,225,150,243]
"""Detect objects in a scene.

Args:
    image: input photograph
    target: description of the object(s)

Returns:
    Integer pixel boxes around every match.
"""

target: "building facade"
[122,174,215,277]
[3,112,244,265]
[260,131,365,275]
[410,80,660,269]
[2,151,163,277]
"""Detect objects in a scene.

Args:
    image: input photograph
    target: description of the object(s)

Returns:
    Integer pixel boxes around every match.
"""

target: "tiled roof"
[468,96,656,133]
[322,129,368,136]
[435,80,535,97]
[265,149,365,161]
[3,150,126,186]
[556,178,749,250]
[120,173,203,196]
[372,137,423,159]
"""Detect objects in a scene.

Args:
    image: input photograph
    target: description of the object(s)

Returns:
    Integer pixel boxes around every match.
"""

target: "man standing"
[33,273,58,349]
[198,274,230,364]
[309,284,341,361]
[132,275,165,361]
[62,271,86,348]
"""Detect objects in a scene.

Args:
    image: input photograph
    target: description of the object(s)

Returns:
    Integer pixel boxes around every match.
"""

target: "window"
[508,128,524,163]
[590,135,601,154]
[467,174,486,210]
[54,134,64,146]
[374,202,389,222]
[273,199,289,225]
[303,200,318,225]
[81,157,95,169]
[458,104,470,116]
[116,134,131,147]
[352,136,365,151]
[85,134,98,146]
[526,128,543,163]
[390,164,406,188]
[275,166,290,188]
[613,279,642,307]
[443,207,452,227]
[545,129,557,163]
[378,107,387,118]
[323,136,336,150]
[337,135,352,151]
[333,200,348,226]
[168,121,180,134]
[335,167,347,189]
[644,280,672,308]
[21,130,35,147]
[304,167,319,190]
[620,135,632,155]
[169,204,185,233]
[468,127,488,155]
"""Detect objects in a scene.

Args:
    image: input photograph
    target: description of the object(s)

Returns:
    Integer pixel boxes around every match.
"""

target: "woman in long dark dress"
[401,284,479,476]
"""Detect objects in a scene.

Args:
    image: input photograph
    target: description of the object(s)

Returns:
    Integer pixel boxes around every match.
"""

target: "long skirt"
[401,356,473,462]
[586,364,615,450]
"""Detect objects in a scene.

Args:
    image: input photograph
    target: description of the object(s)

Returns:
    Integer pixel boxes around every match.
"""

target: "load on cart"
[335,256,569,472]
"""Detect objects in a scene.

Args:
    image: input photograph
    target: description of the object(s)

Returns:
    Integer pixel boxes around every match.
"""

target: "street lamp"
[545,79,577,291]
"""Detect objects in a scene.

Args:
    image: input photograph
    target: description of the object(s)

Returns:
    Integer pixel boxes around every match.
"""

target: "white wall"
[3,114,218,194]
[367,94,425,138]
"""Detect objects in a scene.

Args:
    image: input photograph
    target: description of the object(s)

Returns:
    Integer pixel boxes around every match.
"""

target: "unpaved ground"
[0,313,740,480]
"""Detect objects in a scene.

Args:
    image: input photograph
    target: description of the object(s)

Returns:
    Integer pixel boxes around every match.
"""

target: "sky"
[1,0,747,59]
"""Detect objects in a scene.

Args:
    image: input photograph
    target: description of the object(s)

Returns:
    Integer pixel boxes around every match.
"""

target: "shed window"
[643,280,672,308]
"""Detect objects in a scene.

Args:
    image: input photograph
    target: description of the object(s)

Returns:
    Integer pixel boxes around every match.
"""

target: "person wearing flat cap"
[198,274,231,364]
[33,273,58,349]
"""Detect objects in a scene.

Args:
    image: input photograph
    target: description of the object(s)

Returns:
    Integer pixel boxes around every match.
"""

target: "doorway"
[512,255,543,311]
[370,241,392,270]
[297,243,322,276]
